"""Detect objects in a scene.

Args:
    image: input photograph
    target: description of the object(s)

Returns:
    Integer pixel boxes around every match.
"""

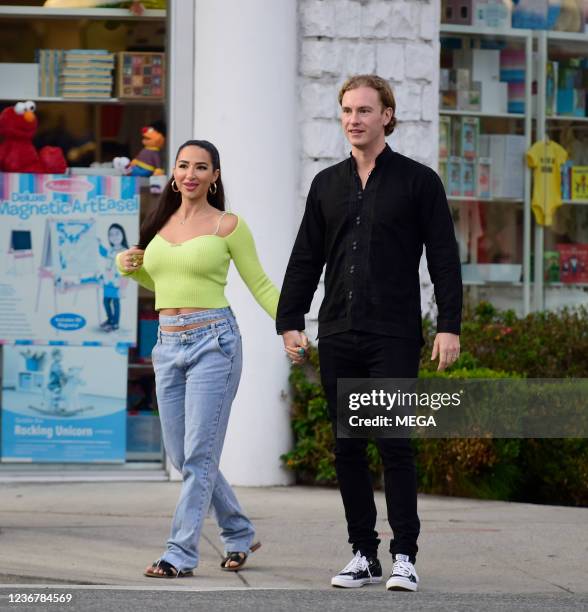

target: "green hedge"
[281,303,588,506]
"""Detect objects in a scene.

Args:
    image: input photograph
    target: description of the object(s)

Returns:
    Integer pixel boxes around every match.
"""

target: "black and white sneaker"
[331,551,382,588]
[386,554,419,591]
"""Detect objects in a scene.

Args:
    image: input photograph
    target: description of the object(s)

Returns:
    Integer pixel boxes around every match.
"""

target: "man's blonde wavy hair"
[338,74,397,136]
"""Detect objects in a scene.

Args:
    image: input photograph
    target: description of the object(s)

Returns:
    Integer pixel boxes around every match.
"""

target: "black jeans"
[319,330,421,562]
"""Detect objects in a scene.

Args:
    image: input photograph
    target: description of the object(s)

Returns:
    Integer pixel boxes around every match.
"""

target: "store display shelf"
[546,115,588,123]
[463,280,522,286]
[0,6,165,20]
[440,24,532,39]
[448,196,523,203]
[563,199,588,205]
[440,109,524,119]
[464,280,588,288]
[0,95,164,105]
[546,31,588,44]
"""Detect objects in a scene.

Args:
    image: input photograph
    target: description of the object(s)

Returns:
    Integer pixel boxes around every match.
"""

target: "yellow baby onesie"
[526,139,568,226]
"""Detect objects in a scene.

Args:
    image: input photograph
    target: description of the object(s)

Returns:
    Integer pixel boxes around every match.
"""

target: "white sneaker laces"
[392,559,413,577]
[341,552,370,575]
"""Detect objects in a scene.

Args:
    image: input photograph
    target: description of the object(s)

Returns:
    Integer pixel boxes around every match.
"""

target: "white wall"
[193,0,298,485]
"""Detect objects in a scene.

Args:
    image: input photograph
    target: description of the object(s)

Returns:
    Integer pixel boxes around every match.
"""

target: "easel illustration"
[34,218,101,321]
[7,230,34,275]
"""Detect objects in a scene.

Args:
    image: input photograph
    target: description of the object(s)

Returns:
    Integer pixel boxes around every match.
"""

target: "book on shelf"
[64,49,114,62]
[36,49,63,97]
[61,64,113,72]
[59,76,113,84]
[61,90,113,98]
[561,161,572,200]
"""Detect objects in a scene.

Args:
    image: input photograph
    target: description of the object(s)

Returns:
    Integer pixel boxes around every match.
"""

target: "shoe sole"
[386,578,418,592]
[331,576,382,588]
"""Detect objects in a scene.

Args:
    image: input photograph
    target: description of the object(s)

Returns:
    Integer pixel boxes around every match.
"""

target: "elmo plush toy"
[0,101,67,174]
[113,119,165,177]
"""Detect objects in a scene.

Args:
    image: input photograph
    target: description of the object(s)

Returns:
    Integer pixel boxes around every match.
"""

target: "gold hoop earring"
[209,182,218,195]
[171,179,180,193]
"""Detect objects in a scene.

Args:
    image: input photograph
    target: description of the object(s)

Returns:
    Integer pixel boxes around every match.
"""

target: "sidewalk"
[0,482,586,593]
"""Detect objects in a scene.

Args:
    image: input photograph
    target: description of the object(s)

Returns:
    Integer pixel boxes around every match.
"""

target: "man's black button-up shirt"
[276,145,462,340]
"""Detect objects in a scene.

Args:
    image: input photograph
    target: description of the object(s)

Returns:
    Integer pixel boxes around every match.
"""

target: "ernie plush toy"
[114,119,165,176]
[0,101,67,174]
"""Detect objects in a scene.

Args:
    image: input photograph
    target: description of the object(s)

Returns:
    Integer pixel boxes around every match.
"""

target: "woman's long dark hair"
[138,139,225,249]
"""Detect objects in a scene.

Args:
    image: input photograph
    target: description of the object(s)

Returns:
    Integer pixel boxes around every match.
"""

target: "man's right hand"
[282,330,309,364]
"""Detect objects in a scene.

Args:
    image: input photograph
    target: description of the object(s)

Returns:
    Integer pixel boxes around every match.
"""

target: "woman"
[117,140,300,578]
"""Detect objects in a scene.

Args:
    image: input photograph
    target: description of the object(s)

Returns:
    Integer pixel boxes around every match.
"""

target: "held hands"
[120,247,145,272]
[431,332,460,371]
[282,330,309,365]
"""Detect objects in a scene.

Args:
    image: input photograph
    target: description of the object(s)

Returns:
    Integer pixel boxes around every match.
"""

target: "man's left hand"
[431,333,460,371]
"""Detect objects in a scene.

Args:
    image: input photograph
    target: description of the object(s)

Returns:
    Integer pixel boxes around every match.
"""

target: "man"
[277,75,462,592]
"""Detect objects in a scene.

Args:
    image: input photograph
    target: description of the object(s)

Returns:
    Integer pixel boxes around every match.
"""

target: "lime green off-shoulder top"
[116,214,279,319]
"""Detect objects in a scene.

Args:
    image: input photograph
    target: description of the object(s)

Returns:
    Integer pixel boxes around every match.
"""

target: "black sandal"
[144,559,193,578]
[220,541,261,571]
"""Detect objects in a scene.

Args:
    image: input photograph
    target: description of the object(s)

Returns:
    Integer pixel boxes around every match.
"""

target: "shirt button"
[350,265,355,274]
[181,334,187,341]
[348,291,353,300]
[352,241,358,251]
[356,216,361,225]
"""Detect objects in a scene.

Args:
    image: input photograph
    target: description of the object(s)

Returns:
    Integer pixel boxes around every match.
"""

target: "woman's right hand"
[119,247,145,272]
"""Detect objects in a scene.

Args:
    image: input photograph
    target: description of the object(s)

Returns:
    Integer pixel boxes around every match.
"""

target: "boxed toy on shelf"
[461,116,480,159]
[448,156,463,196]
[480,134,526,198]
[477,157,492,198]
[439,116,451,160]
[571,166,588,200]
[472,0,511,28]
[557,243,588,282]
[439,116,496,198]
[556,59,588,118]
[442,48,509,114]
[442,0,474,25]
[443,0,587,31]
[116,52,165,99]
[461,158,476,196]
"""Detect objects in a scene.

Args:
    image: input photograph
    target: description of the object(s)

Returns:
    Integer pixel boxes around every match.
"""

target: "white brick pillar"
[299,0,440,326]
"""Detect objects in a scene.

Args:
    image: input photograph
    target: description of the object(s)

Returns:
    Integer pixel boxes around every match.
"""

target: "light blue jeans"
[152,307,256,571]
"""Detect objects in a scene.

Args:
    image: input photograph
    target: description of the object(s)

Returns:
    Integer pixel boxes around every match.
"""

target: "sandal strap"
[153,559,178,576]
